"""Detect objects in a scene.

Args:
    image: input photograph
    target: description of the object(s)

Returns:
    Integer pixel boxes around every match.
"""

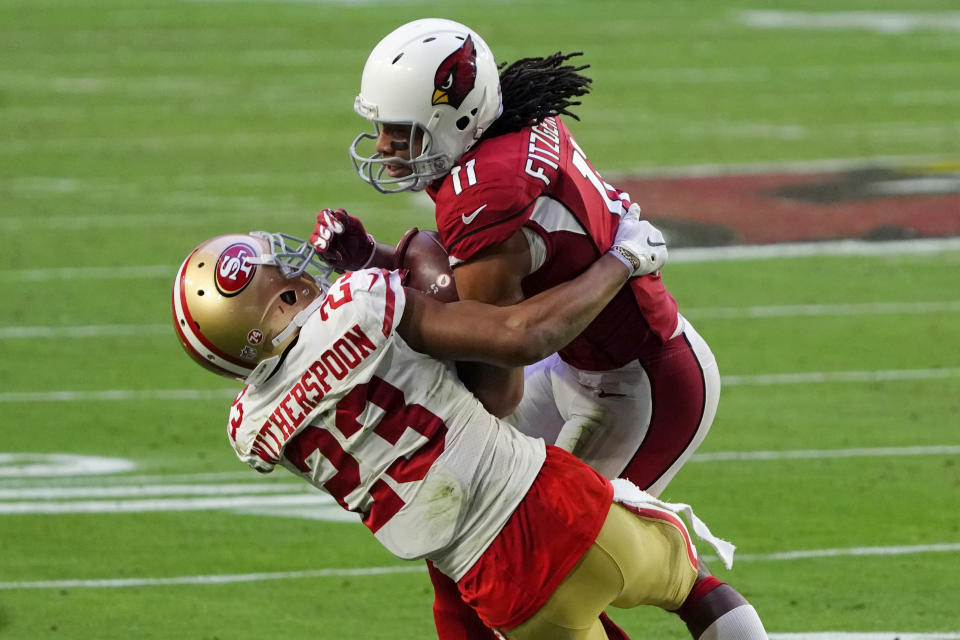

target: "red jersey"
[428,116,678,371]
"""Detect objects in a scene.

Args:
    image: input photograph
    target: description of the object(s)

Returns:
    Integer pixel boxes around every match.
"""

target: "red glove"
[309,208,376,272]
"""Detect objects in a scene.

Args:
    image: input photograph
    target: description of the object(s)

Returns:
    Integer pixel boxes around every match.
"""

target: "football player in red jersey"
[312,18,766,640]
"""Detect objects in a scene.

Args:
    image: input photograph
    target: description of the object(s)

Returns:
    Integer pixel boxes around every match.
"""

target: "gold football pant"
[501,502,698,640]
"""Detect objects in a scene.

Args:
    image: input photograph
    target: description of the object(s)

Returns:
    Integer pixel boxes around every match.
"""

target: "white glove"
[609,204,667,277]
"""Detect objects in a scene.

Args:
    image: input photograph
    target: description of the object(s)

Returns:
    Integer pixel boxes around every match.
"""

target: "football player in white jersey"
[171,222,767,640]
[308,17,757,640]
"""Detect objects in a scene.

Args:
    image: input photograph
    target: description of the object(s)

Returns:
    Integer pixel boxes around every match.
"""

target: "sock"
[696,604,767,640]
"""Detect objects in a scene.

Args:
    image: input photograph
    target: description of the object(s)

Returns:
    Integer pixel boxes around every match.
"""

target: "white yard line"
[0,493,334,515]
[1,367,957,404]
[770,635,960,640]
[670,238,960,263]
[0,324,170,339]
[1,446,954,511]
[691,445,960,463]
[0,469,270,487]
[0,483,321,500]
[0,565,428,590]
[4,300,958,340]
[1,445,953,488]
[722,368,960,386]
[729,543,960,563]
[1,238,957,285]
[0,542,956,591]
[739,10,960,33]
[684,301,960,319]
[0,265,174,281]
[0,389,239,403]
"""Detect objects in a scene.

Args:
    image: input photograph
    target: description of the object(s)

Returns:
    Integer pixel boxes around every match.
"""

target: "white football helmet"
[349,18,503,193]
[172,231,333,381]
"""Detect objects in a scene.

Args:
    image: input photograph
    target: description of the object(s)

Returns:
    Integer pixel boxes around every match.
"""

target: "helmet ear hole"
[456,116,470,130]
[280,290,297,305]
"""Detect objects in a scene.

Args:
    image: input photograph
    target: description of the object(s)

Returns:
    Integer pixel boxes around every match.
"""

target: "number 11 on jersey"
[569,137,623,215]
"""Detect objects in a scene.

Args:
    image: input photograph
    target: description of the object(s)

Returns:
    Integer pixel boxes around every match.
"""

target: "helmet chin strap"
[270,297,325,349]
[246,295,325,388]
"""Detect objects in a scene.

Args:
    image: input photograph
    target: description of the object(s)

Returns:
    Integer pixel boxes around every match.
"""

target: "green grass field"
[2,1,959,638]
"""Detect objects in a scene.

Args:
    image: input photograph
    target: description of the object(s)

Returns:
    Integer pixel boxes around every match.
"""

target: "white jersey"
[227,268,545,579]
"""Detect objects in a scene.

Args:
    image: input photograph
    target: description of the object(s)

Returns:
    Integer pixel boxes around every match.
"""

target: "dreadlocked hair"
[480,51,592,141]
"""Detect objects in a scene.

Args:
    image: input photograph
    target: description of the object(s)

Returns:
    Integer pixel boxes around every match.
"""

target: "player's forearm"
[499,254,630,364]
[396,254,628,369]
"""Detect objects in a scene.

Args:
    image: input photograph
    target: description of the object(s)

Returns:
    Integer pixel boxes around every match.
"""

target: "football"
[394,228,459,302]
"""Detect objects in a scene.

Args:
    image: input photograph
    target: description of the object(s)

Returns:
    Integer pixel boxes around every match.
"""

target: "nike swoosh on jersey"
[597,390,627,398]
[461,204,487,224]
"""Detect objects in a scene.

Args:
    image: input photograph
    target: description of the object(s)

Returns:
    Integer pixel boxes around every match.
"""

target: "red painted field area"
[619,162,960,246]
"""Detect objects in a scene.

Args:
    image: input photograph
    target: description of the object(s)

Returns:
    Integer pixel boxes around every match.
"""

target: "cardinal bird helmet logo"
[432,36,477,109]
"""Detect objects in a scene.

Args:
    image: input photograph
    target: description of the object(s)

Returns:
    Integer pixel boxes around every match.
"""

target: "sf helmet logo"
[432,35,477,109]
[215,243,258,297]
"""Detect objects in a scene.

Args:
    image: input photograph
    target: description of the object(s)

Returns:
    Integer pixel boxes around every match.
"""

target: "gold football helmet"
[172,231,333,380]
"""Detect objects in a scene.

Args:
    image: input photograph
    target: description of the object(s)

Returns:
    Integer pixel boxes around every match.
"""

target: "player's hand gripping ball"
[394,228,458,303]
